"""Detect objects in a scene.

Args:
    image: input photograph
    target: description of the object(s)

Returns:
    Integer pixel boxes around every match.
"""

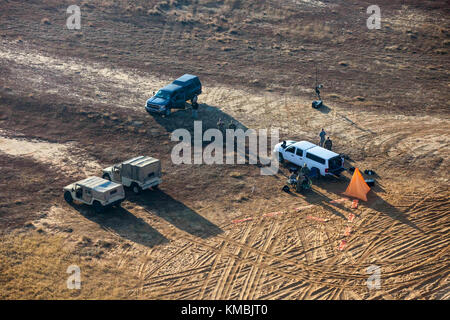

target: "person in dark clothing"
[324,137,332,150]
[228,121,237,130]
[191,101,199,119]
[319,128,326,147]
[315,85,321,100]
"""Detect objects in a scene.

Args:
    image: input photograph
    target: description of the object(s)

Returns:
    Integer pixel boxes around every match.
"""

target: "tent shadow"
[129,189,223,239]
[367,192,423,232]
[70,203,168,248]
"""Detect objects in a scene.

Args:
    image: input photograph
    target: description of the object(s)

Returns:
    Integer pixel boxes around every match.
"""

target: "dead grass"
[0,231,140,299]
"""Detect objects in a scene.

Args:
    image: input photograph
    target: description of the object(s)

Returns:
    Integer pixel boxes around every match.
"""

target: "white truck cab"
[63,176,125,213]
[102,156,162,194]
[274,140,345,176]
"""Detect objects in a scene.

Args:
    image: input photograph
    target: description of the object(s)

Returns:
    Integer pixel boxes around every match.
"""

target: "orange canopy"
[343,168,371,201]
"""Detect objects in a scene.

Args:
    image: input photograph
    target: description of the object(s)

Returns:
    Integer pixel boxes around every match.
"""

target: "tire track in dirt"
[198,239,227,299]
[240,219,280,299]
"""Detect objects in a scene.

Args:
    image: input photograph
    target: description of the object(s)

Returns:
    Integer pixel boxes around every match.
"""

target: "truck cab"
[145,74,202,116]
[102,156,162,194]
[63,176,125,213]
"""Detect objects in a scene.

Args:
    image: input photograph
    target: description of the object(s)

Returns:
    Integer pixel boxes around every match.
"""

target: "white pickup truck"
[274,140,345,176]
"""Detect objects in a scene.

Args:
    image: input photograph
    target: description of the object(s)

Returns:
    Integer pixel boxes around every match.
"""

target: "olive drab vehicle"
[63,176,125,213]
[102,156,162,194]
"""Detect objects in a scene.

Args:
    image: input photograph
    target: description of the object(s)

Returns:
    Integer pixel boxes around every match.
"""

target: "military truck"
[145,74,202,116]
[63,176,125,213]
[102,156,162,194]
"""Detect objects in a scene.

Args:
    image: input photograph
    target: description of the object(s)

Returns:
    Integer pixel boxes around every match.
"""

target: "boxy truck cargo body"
[103,156,162,191]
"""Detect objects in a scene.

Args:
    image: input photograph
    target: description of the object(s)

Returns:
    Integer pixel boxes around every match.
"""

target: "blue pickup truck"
[145,74,202,116]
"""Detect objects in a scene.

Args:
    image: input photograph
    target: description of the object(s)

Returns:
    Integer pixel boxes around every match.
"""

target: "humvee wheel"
[131,183,142,195]
[64,191,73,203]
[93,201,104,213]
[102,173,111,181]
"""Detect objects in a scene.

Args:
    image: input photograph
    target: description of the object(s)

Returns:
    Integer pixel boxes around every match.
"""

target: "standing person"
[300,163,310,177]
[295,174,303,192]
[228,121,237,130]
[319,128,326,147]
[315,85,321,101]
[324,136,332,150]
[191,101,199,119]
[191,94,198,105]
[217,118,225,133]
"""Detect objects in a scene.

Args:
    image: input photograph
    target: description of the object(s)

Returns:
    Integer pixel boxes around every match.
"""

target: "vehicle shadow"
[148,102,248,136]
[129,189,223,239]
[70,203,168,248]
[302,187,348,219]
[150,102,278,169]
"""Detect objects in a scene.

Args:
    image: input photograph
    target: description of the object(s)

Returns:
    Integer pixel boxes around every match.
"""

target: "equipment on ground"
[283,175,312,193]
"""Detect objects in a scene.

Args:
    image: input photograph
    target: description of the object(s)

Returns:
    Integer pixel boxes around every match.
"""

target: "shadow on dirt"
[306,174,421,231]
[129,188,223,239]
[147,102,248,137]
[314,103,331,114]
[70,203,168,248]
[303,187,348,220]
[367,192,422,232]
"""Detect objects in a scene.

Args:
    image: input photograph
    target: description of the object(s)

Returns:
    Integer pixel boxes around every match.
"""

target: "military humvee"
[102,156,162,194]
[63,176,125,213]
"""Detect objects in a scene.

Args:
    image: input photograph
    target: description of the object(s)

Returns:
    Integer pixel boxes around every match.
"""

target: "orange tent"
[343,168,371,201]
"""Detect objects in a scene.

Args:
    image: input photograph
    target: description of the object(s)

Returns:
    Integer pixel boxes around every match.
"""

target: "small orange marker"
[338,240,347,251]
[232,217,253,224]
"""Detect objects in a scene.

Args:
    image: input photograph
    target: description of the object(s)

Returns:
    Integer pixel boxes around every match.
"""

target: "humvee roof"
[77,176,121,191]
[122,156,160,167]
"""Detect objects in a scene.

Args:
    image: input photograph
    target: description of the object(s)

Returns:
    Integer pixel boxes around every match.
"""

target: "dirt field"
[0,0,449,299]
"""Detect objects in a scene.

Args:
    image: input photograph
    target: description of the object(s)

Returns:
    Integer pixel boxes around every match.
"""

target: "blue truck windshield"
[155,90,171,99]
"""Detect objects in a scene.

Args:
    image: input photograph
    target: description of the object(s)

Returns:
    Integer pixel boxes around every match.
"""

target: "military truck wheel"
[64,191,73,203]
[93,201,104,213]
[131,183,142,195]
[102,173,111,181]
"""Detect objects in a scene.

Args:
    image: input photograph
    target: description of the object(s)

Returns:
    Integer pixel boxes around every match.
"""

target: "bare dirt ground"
[0,0,449,299]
